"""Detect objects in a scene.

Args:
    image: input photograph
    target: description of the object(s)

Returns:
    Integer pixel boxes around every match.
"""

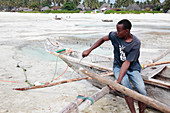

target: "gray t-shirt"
[109,31,142,72]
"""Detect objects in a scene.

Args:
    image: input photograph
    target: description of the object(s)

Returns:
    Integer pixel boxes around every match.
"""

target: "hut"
[77,4,84,11]
[126,3,141,11]
[100,3,110,9]
[51,6,61,10]
[41,6,50,11]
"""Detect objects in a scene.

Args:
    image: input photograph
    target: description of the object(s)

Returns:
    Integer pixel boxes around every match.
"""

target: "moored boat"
[44,39,170,107]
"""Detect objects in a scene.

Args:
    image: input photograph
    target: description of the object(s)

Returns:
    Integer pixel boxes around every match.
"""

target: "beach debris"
[55,15,62,20]
[102,19,113,22]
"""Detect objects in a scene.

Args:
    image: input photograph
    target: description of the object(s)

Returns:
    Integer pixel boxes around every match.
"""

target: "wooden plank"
[144,78,170,89]
[78,86,110,111]
[141,66,166,80]
[13,77,89,91]
[58,95,85,113]
[80,69,170,113]
[144,49,170,64]
[143,61,170,68]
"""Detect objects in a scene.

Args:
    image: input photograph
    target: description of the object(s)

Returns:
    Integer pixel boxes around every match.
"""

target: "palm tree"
[73,0,81,6]
[151,0,160,6]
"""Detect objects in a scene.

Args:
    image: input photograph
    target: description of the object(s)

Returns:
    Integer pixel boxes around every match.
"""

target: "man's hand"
[109,81,119,91]
[82,49,91,58]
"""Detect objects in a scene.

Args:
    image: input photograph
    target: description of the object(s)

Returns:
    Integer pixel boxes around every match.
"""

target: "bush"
[50,10,80,13]
[104,10,163,14]
[61,2,77,11]
[163,0,170,13]
[84,11,92,13]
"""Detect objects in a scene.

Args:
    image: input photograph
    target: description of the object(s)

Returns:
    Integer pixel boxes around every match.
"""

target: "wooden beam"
[143,61,170,69]
[59,86,110,113]
[78,86,110,111]
[144,49,170,64]
[80,69,170,113]
[58,95,85,113]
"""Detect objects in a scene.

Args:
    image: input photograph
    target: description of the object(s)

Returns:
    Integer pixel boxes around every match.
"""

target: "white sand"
[1,12,170,113]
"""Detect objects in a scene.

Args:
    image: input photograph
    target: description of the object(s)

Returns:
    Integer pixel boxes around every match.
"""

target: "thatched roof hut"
[41,6,50,11]
[126,3,141,11]
[51,6,61,10]
[77,4,84,11]
[100,3,110,10]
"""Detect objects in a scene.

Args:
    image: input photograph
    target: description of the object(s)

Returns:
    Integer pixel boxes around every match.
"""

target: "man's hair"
[117,19,132,30]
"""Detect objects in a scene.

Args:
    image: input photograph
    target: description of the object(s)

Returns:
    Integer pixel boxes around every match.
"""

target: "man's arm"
[117,60,130,83]
[82,35,109,57]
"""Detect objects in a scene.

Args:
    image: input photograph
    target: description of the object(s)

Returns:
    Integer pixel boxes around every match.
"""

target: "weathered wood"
[13,77,89,91]
[144,49,170,64]
[144,78,170,89]
[58,86,110,113]
[143,61,170,69]
[13,72,114,91]
[58,95,85,113]
[80,69,170,113]
[141,66,166,80]
[78,86,110,111]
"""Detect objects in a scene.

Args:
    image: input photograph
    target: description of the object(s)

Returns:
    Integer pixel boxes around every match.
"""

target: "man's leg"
[113,67,136,113]
[125,96,136,113]
[128,70,147,113]
[138,101,146,113]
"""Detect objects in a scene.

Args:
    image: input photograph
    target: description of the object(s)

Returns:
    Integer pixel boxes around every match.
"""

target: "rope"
[70,57,83,77]
[51,54,60,81]
[77,95,94,105]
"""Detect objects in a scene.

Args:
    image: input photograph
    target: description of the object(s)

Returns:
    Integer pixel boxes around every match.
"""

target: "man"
[82,19,147,113]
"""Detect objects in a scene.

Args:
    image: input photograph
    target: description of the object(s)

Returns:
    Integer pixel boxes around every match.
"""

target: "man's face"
[116,24,127,38]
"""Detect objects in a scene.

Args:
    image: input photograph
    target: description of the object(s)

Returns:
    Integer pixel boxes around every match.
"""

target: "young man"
[82,19,147,113]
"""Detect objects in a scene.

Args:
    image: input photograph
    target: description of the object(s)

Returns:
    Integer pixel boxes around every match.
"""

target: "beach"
[0,12,170,113]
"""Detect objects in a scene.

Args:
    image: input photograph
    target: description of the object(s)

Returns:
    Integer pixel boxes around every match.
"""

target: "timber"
[80,69,170,113]
[13,72,113,91]
[59,86,110,113]
[13,77,89,91]
[144,61,170,69]
[77,86,110,111]
[58,95,85,113]
[144,48,170,64]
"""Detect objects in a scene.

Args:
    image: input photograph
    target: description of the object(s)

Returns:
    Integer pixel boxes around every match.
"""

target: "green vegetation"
[61,1,77,11]
[0,0,168,14]
[104,10,163,14]
[19,10,80,13]
[84,11,92,13]
[163,0,170,13]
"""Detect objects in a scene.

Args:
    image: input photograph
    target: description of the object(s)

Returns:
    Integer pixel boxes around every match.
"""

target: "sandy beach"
[0,12,170,113]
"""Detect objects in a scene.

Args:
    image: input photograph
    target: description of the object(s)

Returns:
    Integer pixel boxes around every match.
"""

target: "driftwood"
[59,86,110,113]
[80,69,170,113]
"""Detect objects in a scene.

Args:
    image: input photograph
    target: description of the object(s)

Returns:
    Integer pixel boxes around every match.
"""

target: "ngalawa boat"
[44,38,170,107]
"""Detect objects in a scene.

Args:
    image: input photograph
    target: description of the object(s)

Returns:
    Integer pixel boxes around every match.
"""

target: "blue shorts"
[113,67,147,96]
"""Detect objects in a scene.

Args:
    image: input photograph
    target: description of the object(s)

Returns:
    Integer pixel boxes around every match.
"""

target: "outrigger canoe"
[44,38,170,107]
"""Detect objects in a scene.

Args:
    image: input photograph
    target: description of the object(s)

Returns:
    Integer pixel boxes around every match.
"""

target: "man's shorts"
[113,67,147,96]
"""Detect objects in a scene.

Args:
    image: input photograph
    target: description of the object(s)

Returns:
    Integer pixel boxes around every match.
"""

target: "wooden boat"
[102,19,113,22]
[44,39,170,107]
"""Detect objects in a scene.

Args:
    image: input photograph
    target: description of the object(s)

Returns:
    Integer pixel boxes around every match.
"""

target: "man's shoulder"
[109,31,117,40]
[132,34,141,44]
